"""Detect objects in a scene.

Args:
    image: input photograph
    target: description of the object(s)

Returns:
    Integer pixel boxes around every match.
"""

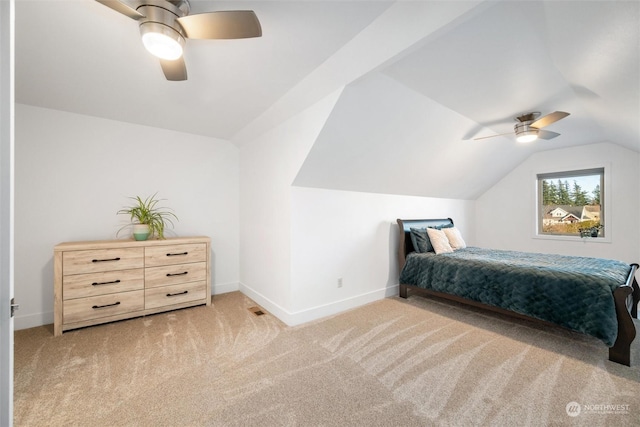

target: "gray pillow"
[410,228,433,253]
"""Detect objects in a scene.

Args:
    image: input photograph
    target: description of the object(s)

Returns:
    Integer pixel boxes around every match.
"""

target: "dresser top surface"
[55,236,210,251]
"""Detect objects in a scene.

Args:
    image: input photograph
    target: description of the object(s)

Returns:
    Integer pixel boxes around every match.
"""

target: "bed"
[396,218,640,366]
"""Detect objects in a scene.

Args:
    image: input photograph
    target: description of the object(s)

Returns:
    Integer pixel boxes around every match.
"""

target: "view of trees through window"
[538,168,604,237]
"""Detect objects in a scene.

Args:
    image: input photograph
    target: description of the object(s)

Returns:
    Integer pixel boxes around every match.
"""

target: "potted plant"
[117,193,178,240]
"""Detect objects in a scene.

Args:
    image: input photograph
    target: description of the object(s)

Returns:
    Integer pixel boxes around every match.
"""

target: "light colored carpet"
[14,291,640,426]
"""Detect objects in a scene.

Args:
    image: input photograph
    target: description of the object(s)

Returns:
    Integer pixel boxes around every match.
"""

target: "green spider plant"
[117,193,178,239]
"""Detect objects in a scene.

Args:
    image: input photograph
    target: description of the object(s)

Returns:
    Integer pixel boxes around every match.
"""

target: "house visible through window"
[537,168,604,238]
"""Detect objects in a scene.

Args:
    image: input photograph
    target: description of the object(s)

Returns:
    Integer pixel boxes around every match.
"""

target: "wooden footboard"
[609,264,638,366]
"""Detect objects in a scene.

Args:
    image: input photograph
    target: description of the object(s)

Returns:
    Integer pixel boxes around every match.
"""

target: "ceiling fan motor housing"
[514,121,539,142]
[137,0,190,59]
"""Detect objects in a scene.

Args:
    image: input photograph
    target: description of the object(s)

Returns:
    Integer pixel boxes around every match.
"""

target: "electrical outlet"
[337,278,343,288]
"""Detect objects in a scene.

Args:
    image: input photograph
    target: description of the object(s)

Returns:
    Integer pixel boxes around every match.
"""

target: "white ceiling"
[16,0,393,139]
[16,1,640,199]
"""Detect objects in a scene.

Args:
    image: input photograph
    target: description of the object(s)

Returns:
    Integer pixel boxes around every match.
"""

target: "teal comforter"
[399,247,632,346]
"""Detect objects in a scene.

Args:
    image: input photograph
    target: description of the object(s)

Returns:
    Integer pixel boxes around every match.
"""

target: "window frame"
[533,165,611,243]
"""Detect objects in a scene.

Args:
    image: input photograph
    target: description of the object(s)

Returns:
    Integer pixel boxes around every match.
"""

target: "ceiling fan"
[474,111,570,143]
[96,0,262,81]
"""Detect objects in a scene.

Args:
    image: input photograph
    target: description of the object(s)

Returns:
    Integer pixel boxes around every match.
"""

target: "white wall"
[476,142,639,264]
[240,89,476,326]
[290,187,475,324]
[14,104,240,329]
[238,90,343,321]
[293,71,530,200]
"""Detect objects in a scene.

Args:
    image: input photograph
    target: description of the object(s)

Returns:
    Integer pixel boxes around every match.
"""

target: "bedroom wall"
[238,90,343,321]
[289,187,475,324]
[239,89,476,325]
[475,142,639,265]
[14,104,240,329]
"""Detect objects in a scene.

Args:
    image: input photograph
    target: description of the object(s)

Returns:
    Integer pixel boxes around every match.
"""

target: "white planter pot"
[133,224,150,241]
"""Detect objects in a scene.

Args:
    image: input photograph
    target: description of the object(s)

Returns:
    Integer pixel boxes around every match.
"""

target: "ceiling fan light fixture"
[140,22,185,60]
[516,132,538,143]
[514,123,539,143]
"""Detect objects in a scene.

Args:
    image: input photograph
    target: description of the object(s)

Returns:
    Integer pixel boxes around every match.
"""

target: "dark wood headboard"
[396,218,453,270]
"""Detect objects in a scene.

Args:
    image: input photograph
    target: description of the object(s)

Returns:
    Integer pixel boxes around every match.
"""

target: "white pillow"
[443,227,466,250]
[426,228,454,254]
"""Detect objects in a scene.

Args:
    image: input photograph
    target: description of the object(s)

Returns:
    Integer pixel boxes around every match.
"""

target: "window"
[537,168,604,238]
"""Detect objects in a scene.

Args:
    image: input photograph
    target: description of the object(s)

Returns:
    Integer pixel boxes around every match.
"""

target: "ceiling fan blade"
[473,132,514,141]
[95,0,145,20]
[160,58,187,81]
[176,11,262,39]
[537,130,560,140]
[530,111,569,129]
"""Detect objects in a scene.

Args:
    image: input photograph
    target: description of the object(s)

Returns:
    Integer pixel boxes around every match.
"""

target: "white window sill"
[532,234,611,243]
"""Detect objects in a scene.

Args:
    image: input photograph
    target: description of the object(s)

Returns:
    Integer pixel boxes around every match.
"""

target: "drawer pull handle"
[166,252,188,257]
[167,290,188,297]
[92,257,121,263]
[92,301,121,309]
[92,279,121,286]
[166,272,188,277]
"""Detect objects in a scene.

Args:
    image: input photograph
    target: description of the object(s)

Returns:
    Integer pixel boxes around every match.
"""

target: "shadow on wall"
[387,221,400,288]
[41,257,54,327]
[210,248,216,294]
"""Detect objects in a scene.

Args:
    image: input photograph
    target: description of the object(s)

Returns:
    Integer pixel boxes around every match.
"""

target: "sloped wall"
[240,89,476,326]
[293,72,524,200]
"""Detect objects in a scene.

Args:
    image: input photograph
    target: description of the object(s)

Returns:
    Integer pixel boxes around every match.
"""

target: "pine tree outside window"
[537,168,604,238]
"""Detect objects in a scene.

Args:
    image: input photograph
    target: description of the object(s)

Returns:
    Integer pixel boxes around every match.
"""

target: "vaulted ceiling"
[16,1,640,199]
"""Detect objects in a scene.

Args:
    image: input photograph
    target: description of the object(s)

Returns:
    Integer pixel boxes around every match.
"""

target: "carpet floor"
[14,291,640,426]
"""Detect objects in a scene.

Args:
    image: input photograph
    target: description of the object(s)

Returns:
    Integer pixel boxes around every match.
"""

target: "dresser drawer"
[63,290,144,324]
[63,269,144,300]
[145,262,207,288]
[63,248,144,275]
[145,243,207,267]
[145,281,207,310]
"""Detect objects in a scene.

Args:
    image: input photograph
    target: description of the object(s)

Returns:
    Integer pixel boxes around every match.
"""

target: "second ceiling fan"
[474,111,570,143]
[97,0,262,81]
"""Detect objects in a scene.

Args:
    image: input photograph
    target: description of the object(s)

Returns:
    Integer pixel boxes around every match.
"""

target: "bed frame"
[396,218,640,366]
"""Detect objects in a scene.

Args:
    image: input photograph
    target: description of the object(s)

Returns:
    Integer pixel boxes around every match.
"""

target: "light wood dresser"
[54,236,210,336]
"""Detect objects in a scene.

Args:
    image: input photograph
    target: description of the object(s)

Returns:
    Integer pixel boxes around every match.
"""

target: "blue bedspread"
[399,247,632,346]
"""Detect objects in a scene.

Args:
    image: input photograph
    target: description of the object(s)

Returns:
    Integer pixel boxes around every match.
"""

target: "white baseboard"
[15,311,53,331]
[238,282,399,326]
[237,283,293,324]
[212,281,239,295]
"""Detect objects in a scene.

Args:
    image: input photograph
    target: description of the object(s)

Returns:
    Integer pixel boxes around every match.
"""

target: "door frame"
[0,0,15,425]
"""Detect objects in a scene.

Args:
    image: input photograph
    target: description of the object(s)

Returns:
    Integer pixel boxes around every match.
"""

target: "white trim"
[14,311,51,331]
[211,281,239,295]
[532,234,611,244]
[532,162,611,243]
[0,0,14,424]
[237,282,293,324]
[238,282,398,326]
[287,285,399,326]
